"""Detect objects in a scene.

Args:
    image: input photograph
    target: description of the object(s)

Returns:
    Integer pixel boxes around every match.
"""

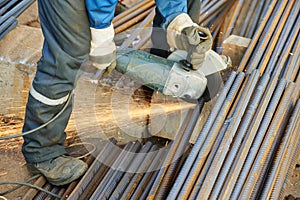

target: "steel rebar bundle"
[0,0,35,39]
[167,0,299,199]
[19,0,300,199]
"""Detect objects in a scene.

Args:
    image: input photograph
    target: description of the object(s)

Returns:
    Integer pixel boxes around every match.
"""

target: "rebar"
[166,71,238,200]
[240,82,296,199]
[282,33,300,82]
[78,142,133,200]
[127,148,166,200]
[210,72,270,199]
[115,7,154,34]
[22,176,47,200]
[256,0,299,74]
[245,0,265,38]
[278,123,300,200]
[113,0,153,23]
[113,0,155,28]
[230,78,287,199]
[154,98,205,199]
[120,9,155,50]
[244,0,290,74]
[172,72,245,200]
[223,0,245,39]
[147,103,200,199]
[108,142,153,200]
[237,0,279,72]
[0,0,34,26]
[197,70,260,199]
[67,140,117,199]
[91,141,141,199]
[238,0,259,36]
[260,99,300,199]
[118,145,159,200]
[33,183,53,200]
[219,73,278,199]
[188,120,227,200]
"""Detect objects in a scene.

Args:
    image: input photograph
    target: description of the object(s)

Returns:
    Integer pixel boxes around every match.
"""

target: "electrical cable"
[0,181,60,198]
[0,91,73,140]
[66,142,97,159]
[0,174,41,196]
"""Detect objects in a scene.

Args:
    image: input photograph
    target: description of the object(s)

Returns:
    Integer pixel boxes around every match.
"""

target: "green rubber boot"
[27,155,88,186]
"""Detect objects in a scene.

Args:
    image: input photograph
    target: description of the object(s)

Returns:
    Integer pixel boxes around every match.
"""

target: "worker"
[22,0,212,186]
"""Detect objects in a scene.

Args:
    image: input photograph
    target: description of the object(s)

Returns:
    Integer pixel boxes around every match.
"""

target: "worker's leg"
[150,0,201,58]
[22,0,90,163]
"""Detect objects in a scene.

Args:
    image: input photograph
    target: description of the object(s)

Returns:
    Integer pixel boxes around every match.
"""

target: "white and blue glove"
[89,23,116,76]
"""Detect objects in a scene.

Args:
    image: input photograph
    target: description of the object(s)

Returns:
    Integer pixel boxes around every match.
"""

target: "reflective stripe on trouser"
[22,0,91,163]
[150,0,201,58]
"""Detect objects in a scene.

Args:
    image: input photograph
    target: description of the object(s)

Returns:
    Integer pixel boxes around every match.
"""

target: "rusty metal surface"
[238,0,280,72]
[19,0,300,199]
[210,72,270,198]
[261,99,300,199]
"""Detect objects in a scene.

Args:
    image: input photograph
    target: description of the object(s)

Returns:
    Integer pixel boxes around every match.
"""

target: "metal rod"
[278,121,300,200]
[223,0,246,39]
[166,71,238,200]
[240,82,296,199]
[271,16,300,78]
[91,141,141,199]
[244,0,291,74]
[108,142,153,200]
[200,0,220,17]
[260,99,300,199]
[256,0,299,74]
[115,7,154,34]
[22,176,47,200]
[245,0,265,38]
[237,0,279,72]
[198,70,260,199]
[128,148,166,200]
[188,120,227,200]
[199,0,228,25]
[155,98,205,199]
[252,84,299,198]
[230,78,287,199]
[147,105,197,199]
[61,153,96,200]
[0,17,17,40]
[113,1,155,28]
[219,73,277,199]
[174,72,245,200]
[120,9,155,50]
[282,33,300,82]
[113,0,154,23]
[0,0,10,7]
[239,0,259,36]
[118,145,159,200]
[67,140,117,199]
[210,72,270,198]
[0,0,19,16]
[33,183,53,200]
[78,141,121,199]
[0,0,34,24]
[44,186,60,200]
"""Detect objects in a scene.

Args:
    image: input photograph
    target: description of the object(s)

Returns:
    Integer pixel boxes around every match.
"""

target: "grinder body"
[115,49,228,101]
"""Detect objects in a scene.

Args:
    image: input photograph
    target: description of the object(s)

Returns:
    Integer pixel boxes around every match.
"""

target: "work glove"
[167,13,213,70]
[89,24,116,76]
